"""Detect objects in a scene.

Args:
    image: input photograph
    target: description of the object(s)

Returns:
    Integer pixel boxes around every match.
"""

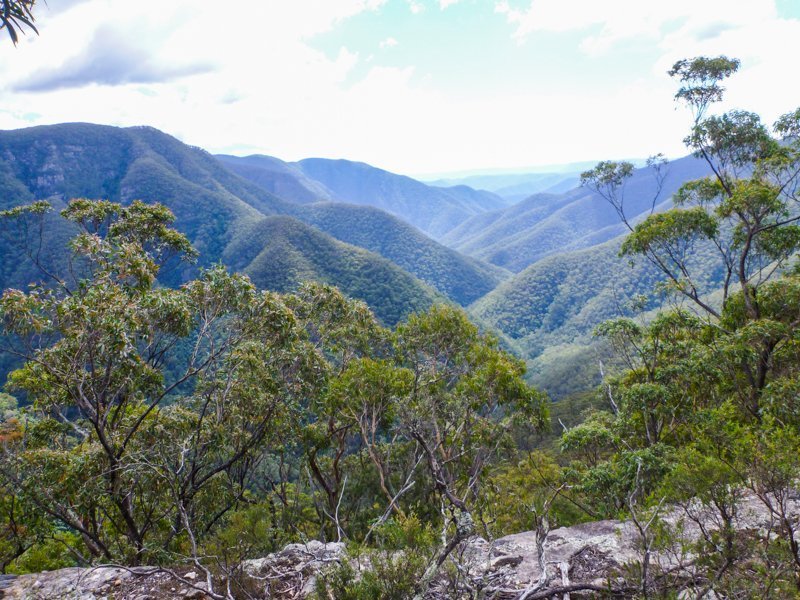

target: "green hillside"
[296,158,505,238]
[0,124,289,270]
[471,234,726,397]
[444,155,711,272]
[223,215,441,325]
[215,154,334,204]
[290,202,509,305]
[214,153,511,306]
[0,124,439,325]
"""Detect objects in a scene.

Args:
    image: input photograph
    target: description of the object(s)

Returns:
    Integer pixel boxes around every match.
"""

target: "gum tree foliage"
[1,0,36,44]
[584,56,800,415]
[565,58,800,595]
[0,200,323,565]
[0,199,548,588]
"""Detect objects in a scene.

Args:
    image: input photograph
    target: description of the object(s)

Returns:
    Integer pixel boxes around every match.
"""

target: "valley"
[2,0,799,594]
[0,122,719,398]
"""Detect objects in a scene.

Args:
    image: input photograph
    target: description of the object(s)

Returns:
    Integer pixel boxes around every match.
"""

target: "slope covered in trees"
[223,215,442,326]
[295,157,505,238]
[0,124,443,324]
[443,155,711,272]
[215,154,334,204]
[289,202,509,306]
[470,230,729,397]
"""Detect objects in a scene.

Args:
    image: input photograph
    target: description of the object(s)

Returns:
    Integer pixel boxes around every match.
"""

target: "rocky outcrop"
[0,542,346,600]
[2,492,796,599]
[243,541,345,598]
[1,566,154,599]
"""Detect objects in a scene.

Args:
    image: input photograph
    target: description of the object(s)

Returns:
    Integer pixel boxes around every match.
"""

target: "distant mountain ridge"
[0,122,724,398]
[0,123,444,325]
[443,155,712,272]
[215,153,510,304]
[428,171,583,203]
[216,154,334,204]
[293,158,506,238]
[289,202,509,306]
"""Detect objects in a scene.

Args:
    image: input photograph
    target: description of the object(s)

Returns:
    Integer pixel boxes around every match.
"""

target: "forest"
[1,10,800,593]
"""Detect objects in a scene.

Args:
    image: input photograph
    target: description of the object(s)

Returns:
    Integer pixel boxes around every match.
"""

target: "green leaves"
[687,111,776,172]
[773,107,800,140]
[621,207,717,256]
[674,177,726,208]
[580,160,635,190]
[0,0,37,45]
[669,55,740,118]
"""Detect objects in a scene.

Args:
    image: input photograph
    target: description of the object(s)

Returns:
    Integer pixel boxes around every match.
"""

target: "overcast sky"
[0,0,798,177]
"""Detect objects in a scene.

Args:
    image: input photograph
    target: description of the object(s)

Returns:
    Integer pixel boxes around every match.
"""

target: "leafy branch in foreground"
[1,0,37,45]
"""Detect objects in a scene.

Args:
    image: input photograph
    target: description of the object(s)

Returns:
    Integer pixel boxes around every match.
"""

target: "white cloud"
[0,0,796,175]
[407,1,425,15]
[490,0,800,157]
[495,0,775,52]
[379,36,398,49]
[439,0,461,8]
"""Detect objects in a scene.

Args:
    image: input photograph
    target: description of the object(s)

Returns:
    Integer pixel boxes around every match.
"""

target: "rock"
[244,540,346,598]
[184,587,208,599]
[489,553,524,569]
[0,575,17,591]
[2,492,796,599]
[0,566,137,599]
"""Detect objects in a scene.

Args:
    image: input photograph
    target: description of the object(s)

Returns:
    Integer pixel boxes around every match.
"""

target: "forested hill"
[215,155,511,304]
[288,202,509,305]
[222,215,442,325]
[469,227,729,397]
[216,153,334,204]
[0,123,444,325]
[0,122,728,397]
[443,155,712,272]
[294,157,506,238]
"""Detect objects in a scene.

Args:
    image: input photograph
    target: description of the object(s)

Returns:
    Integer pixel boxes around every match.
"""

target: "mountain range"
[0,122,720,398]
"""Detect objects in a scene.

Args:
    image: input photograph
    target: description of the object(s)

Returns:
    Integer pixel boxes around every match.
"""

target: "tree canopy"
[1,0,36,44]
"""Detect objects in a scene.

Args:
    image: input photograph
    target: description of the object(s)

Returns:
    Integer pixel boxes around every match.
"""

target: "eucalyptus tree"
[0,200,319,565]
[1,0,36,44]
[584,56,800,416]
[571,58,800,594]
[394,305,548,594]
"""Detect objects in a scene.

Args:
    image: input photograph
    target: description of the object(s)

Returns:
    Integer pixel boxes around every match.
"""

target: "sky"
[0,0,798,177]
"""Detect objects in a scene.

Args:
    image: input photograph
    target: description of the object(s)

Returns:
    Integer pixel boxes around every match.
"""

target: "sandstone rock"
[183,587,207,599]
[2,492,796,599]
[1,566,137,599]
[244,540,345,597]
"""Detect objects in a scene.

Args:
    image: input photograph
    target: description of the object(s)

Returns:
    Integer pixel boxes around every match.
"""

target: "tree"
[1,0,36,45]
[586,56,800,416]
[0,200,318,568]
[394,305,548,595]
[0,196,552,596]
[567,56,800,595]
